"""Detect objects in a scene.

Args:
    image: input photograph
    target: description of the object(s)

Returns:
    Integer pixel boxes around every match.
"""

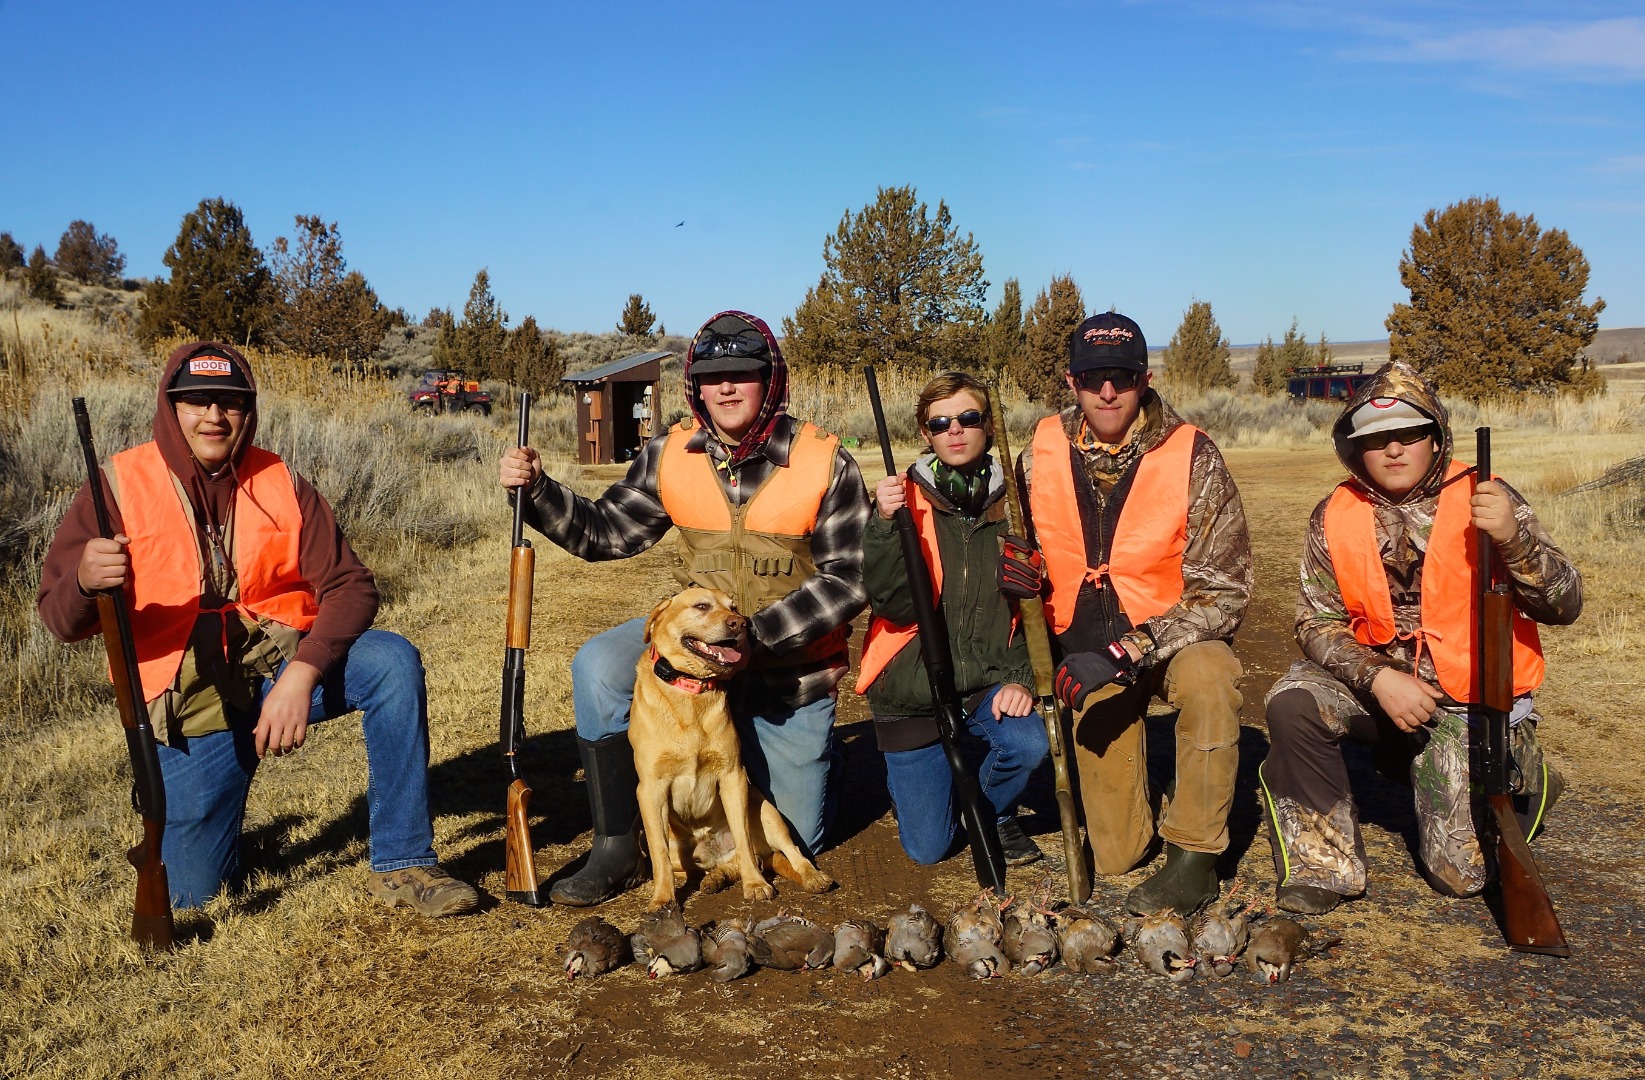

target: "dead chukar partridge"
[563,915,629,980]
[947,889,1010,980]
[699,917,754,983]
[1190,882,1254,978]
[1246,915,1341,984]
[886,903,944,971]
[832,919,891,980]
[1054,905,1122,975]
[1124,909,1197,984]
[629,901,703,979]
[750,912,835,971]
[1002,900,1060,976]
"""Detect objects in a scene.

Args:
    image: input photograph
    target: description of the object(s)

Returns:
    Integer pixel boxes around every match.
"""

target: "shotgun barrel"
[863,366,1007,893]
[1475,427,1568,956]
[991,404,1091,902]
[73,397,174,951]
[501,392,544,905]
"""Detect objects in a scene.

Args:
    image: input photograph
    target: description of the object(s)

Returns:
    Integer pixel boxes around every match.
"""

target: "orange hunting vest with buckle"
[1323,460,1543,701]
[110,442,319,703]
[657,419,846,665]
[1029,417,1197,635]
[854,484,942,692]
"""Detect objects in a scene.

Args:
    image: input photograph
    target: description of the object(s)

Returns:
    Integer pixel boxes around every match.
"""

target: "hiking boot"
[996,817,1043,867]
[368,864,480,918]
[1276,883,1341,915]
[549,733,650,906]
[1124,843,1219,916]
[1518,763,1563,842]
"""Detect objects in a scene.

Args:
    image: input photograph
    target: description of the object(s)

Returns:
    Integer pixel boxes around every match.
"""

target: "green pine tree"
[138,197,273,346]
[1016,274,1085,406]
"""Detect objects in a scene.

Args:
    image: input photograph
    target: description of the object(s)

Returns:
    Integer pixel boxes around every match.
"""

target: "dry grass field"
[4,290,1644,1078]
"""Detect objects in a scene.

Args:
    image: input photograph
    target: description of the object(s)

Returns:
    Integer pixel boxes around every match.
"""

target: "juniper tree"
[433,270,509,380]
[782,185,988,373]
[138,197,273,346]
[616,293,657,339]
[1017,274,1086,405]
[1252,319,1314,395]
[1386,196,1603,400]
[271,215,390,361]
[1161,300,1237,391]
[24,246,62,304]
[982,277,1026,381]
[1250,336,1283,395]
[54,220,126,284]
[502,315,564,397]
[0,232,23,273]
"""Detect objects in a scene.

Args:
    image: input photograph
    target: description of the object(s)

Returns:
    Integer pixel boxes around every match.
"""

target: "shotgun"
[72,397,175,951]
[1474,427,1568,956]
[501,392,545,905]
[991,403,1091,903]
[863,366,1007,893]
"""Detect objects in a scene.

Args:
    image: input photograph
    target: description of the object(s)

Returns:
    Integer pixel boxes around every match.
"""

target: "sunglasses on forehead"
[1072,367,1144,392]
[1355,425,1434,452]
[923,409,988,435]
[692,328,770,361]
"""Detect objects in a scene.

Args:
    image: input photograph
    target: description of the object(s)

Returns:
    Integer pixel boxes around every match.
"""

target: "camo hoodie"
[1294,361,1583,696]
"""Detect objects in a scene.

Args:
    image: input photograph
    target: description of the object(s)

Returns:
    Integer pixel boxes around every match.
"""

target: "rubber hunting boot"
[549,733,650,906]
[1124,842,1219,916]
[1276,883,1341,915]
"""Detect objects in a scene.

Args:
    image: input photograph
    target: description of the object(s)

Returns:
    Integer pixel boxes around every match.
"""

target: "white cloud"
[1362,17,1645,81]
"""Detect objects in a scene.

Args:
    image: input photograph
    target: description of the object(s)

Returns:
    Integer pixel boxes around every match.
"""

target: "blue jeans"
[571,617,837,854]
[157,629,439,908]
[882,685,1051,865]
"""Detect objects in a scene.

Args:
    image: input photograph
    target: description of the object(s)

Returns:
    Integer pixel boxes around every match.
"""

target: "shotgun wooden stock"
[864,366,1007,893]
[500,392,545,905]
[990,404,1091,903]
[74,397,174,952]
[1475,427,1568,956]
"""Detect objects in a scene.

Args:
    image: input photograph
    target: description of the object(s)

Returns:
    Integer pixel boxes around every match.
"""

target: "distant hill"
[1192,326,1643,377]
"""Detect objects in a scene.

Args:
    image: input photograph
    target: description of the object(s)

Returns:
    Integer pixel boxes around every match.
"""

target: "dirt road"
[349,447,1643,1080]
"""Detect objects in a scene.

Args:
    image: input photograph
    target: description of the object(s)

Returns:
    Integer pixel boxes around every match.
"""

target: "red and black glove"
[998,535,1045,599]
[1053,643,1137,712]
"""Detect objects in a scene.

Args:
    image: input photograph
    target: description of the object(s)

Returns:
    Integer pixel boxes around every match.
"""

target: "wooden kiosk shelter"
[563,350,670,465]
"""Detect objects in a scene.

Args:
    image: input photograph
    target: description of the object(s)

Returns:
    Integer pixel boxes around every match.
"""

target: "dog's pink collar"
[649,647,721,695]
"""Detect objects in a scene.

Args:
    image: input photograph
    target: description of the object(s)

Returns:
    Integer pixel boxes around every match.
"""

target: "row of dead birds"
[564,881,1338,985]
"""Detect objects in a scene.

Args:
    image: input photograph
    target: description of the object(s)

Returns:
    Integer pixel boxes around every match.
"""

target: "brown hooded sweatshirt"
[37,342,379,738]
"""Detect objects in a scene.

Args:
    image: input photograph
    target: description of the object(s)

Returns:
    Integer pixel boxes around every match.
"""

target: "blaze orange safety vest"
[1323,459,1544,700]
[110,442,319,703]
[854,484,942,692]
[1028,417,1197,635]
[656,419,846,664]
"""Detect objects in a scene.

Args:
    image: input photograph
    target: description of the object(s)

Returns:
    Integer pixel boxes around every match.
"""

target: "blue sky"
[3,1,1641,345]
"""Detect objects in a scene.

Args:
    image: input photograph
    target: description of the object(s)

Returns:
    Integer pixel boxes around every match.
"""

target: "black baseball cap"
[168,349,254,394]
[1068,312,1148,374]
[690,314,772,377]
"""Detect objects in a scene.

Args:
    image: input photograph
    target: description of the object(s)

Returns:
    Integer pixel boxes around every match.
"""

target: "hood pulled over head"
[683,310,787,463]
[1331,360,1451,503]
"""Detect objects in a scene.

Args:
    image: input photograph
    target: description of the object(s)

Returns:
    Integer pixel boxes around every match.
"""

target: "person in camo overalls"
[1258,361,1581,914]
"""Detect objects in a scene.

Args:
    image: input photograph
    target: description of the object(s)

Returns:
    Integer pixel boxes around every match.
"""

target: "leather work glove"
[1053,644,1137,714]
[998,535,1045,599]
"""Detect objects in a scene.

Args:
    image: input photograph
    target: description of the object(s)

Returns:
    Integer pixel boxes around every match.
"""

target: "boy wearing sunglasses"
[857,372,1050,867]
[499,311,867,905]
[38,341,479,917]
[1258,362,1579,913]
[1020,311,1251,916]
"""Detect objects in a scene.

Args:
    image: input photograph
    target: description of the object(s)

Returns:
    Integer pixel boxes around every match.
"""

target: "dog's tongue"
[700,643,743,665]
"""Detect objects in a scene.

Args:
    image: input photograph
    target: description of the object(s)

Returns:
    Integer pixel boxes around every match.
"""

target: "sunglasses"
[1356,426,1434,452]
[923,409,988,435]
[692,328,770,361]
[1072,367,1144,392]
[174,391,250,415]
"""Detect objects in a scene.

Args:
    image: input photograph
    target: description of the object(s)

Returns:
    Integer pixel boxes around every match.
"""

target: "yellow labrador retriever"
[631,587,834,911]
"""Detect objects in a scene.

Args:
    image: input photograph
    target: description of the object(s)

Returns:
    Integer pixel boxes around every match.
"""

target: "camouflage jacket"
[1019,392,1252,667]
[1294,362,1583,697]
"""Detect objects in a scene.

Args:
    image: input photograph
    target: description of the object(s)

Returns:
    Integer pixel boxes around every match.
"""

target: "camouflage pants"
[1259,660,1554,899]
